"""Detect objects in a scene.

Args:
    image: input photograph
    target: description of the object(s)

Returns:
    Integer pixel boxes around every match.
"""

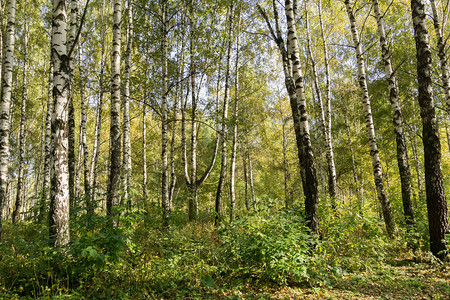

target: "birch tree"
[430,0,450,112]
[411,0,448,260]
[372,0,415,227]
[122,0,133,207]
[107,0,122,215]
[49,0,70,247]
[344,0,397,237]
[0,0,16,236]
[12,11,29,224]
[215,5,234,225]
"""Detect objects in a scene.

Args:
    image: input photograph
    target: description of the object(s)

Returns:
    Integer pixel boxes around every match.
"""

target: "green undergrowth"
[0,200,447,299]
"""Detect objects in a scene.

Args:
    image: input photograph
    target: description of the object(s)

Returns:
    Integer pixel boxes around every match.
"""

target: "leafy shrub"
[218,207,322,285]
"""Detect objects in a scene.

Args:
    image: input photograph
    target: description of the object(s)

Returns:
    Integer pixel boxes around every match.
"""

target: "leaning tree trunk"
[373,0,415,227]
[411,0,449,260]
[49,0,70,247]
[107,0,122,215]
[215,4,234,226]
[344,0,397,237]
[285,0,319,234]
[122,0,133,207]
[430,0,450,112]
[12,15,29,224]
[0,0,16,236]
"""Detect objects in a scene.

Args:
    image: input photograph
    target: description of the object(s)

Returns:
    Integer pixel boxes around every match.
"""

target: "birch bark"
[122,0,133,207]
[215,5,234,225]
[344,0,397,236]
[49,0,70,246]
[107,0,122,215]
[0,0,15,235]
[13,15,29,224]
[373,0,415,226]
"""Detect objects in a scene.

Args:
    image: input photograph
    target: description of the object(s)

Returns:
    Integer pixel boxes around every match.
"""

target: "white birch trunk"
[373,0,415,226]
[161,0,170,225]
[215,5,234,225]
[229,12,240,222]
[49,0,70,247]
[344,0,397,236]
[122,0,133,207]
[285,0,319,234]
[0,0,15,235]
[89,0,106,204]
[107,0,122,215]
[13,17,28,224]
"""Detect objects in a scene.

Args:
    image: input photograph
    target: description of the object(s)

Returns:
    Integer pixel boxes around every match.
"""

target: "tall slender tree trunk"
[40,61,53,222]
[49,0,70,247]
[215,5,234,226]
[344,0,397,237]
[430,0,450,112]
[373,0,415,227]
[107,0,122,215]
[182,11,220,221]
[343,105,362,212]
[0,0,15,236]
[35,58,48,201]
[411,0,449,260]
[317,0,337,206]
[281,116,292,208]
[243,153,249,210]
[285,0,320,234]
[122,0,133,207]
[161,0,170,226]
[248,151,256,212]
[12,15,29,224]
[229,11,240,222]
[89,0,106,205]
[67,0,78,212]
[142,101,148,201]
[305,5,336,209]
[78,45,91,212]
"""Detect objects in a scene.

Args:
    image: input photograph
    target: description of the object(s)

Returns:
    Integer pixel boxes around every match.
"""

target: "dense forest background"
[0,0,449,298]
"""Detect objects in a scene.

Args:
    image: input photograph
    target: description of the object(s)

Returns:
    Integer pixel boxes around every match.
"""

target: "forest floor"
[202,257,450,299]
[1,209,449,299]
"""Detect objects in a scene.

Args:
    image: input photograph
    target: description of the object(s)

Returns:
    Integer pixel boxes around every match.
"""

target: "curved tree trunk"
[373,0,415,227]
[49,0,70,247]
[411,0,449,260]
[344,0,397,237]
[107,0,122,215]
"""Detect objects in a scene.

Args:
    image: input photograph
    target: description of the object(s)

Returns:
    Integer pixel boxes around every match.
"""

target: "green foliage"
[218,207,320,285]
